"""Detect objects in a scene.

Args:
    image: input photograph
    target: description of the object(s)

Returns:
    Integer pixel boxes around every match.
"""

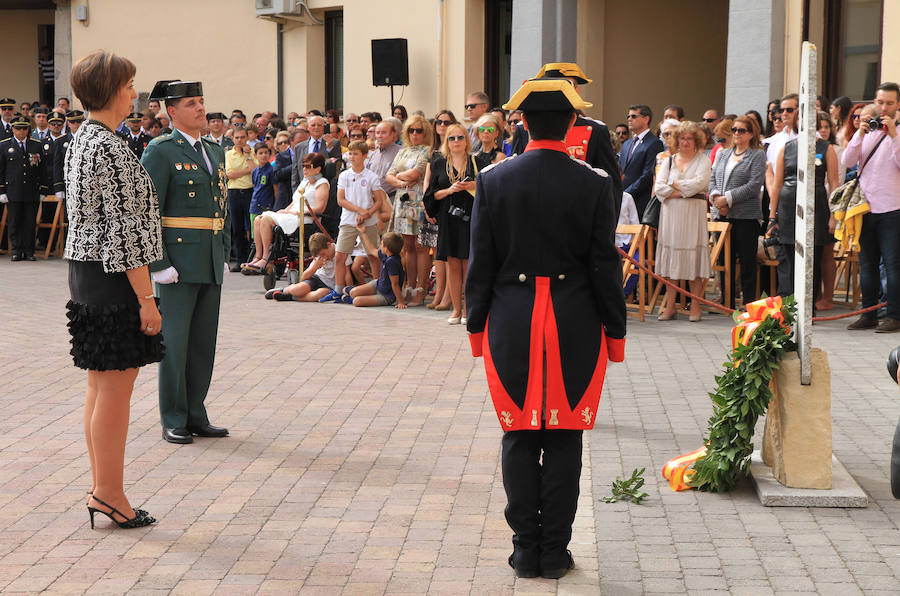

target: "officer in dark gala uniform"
[52,111,84,197]
[0,98,16,140]
[466,78,626,580]
[142,80,231,445]
[119,112,153,159]
[509,63,623,214]
[0,115,51,260]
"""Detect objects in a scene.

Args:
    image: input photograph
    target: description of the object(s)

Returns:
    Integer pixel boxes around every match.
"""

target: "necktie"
[627,137,639,162]
[20,142,26,153]
[193,141,210,173]
[313,139,320,153]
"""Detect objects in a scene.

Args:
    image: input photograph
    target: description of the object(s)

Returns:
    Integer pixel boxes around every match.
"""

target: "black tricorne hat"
[502,78,592,112]
[149,80,203,101]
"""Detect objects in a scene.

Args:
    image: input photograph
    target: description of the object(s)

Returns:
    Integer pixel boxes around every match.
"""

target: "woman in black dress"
[767,132,839,301]
[473,113,506,168]
[64,51,162,529]
[424,123,477,324]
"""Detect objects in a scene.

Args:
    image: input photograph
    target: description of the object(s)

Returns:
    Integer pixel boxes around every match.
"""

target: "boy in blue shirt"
[249,144,276,229]
[348,224,406,308]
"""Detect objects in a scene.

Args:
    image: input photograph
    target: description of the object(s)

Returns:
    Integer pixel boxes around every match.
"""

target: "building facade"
[1,0,898,126]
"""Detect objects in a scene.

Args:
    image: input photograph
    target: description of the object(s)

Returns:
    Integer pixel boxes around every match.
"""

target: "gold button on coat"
[558,274,566,280]
[518,274,526,282]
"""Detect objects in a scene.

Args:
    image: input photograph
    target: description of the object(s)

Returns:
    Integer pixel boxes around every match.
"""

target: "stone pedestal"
[761,348,832,489]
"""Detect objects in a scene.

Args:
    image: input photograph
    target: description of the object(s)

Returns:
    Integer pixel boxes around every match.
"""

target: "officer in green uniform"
[141,80,232,444]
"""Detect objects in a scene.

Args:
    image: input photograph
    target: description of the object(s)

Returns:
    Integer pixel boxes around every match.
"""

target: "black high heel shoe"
[87,491,150,518]
[87,495,156,529]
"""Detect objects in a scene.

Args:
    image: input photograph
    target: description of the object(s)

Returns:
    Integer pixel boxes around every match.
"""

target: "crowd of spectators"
[2,81,899,332]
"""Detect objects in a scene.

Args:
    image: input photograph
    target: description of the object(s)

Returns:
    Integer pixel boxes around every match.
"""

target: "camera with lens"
[762,236,778,248]
[448,205,470,222]
[868,117,883,131]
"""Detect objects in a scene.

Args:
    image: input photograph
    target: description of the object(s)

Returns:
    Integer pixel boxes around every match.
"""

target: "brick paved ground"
[1,258,899,595]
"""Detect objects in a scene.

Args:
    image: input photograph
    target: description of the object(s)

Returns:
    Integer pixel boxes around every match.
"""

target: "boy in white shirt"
[320,140,387,303]
[265,233,350,302]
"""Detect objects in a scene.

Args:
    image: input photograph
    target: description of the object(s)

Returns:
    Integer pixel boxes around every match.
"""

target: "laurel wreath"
[689,296,797,492]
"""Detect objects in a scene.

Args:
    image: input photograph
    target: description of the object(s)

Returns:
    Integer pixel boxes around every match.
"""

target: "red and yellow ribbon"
[662,297,789,491]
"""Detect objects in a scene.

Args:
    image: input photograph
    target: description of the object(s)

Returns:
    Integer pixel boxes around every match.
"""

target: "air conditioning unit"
[255,0,299,17]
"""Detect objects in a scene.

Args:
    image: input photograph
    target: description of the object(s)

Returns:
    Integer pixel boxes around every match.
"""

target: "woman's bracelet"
[138,294,155,301]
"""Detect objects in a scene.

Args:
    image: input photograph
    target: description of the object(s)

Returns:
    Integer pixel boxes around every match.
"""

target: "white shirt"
[626,128,651,160]
[307,136,327,154]
[615,192,639,247]
[337,167,381,227]
[764,129,798,164]
[174,127,213,174]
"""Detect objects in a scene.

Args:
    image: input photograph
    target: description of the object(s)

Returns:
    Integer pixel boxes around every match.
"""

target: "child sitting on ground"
[348,224,406,308]
[265,233,348,302]
[318,140,387,303]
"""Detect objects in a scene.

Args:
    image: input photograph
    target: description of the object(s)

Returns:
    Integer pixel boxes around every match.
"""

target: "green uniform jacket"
[142,130,231,284]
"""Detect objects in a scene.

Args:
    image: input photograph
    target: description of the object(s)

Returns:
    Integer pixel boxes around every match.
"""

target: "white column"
[724,0,786,115]
[509,0,578,94]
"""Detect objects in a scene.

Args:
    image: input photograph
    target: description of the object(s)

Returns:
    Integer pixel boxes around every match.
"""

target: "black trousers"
[7,201,38,257]
[775,243,824,302]
[228,188,253,262]
[719,219,760,308]
[502,428,582,570]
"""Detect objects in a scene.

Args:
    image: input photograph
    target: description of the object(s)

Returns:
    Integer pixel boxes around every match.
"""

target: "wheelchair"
[256,158,342,291]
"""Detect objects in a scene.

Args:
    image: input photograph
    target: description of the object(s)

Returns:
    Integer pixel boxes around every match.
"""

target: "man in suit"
[466,78,626,580]
[142,80,231,445]
[290,115,341,192]
[51,110,84,198]
[272,129,301,211]
[203,112,234,149]
[0,115,51,260]
[619,104,664,217]
[118,112,153,159]
[509,63,622,214]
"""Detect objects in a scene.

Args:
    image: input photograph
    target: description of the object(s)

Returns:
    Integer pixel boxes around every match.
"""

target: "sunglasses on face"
[276,140,289,145]
[436,119,452,126]
[464,103,485,110]
[703,117,717,123]
[346,118,358,123]
[781,107,796,114]
[626,114,643,119]
[447,135,466,142]
[350,134,364,139]
[478,126,496,133]
[731,127,749,134]
[851,114,861,120]
[265,136,273,140]
[0,107,13,111]
[508,118,521,125]
[302,164,315,169]
[408,127,424,134]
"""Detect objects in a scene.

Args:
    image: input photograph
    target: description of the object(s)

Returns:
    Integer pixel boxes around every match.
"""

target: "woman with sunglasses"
[842,103,868,180]
[423,123,476,323]
[709,115,767,309]
[385,115,434,305]
[764,99,782,137]
[472,114,506,167]
[423,110,458,310]
[343,125,366,167]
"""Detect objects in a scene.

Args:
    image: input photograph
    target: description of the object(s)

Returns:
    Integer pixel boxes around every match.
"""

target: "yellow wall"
[599,0,728,126]
[0,10,55,104]
[69,0,278,115]
[884,0,900,82]
[576,0,605,118]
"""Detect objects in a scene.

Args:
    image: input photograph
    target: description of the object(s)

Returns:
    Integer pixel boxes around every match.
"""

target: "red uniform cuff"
[607,337,625,362]
[469,332,485,357]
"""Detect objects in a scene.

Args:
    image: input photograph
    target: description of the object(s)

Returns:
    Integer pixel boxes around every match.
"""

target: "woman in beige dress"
[654,121,712,322]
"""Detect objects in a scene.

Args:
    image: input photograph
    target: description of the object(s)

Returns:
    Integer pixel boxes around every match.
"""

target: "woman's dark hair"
[70,51,136,111]
[302,151,326,171]
[325,109,340,124]
[816,110,835,144]
[744,110,764,136]
[830,96,852,126]
[432,109,458,149]
[269,117,287,131]
[765,99,780,136]
[392,104,408,121]
[734,115,762,149]
[522,110,574,141]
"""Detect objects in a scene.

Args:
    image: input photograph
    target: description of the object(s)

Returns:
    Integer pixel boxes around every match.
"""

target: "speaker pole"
[390,85,395,112]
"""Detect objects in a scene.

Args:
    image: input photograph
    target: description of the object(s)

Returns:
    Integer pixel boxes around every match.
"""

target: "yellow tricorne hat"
[502,78,592,112]
[535,62,592,85]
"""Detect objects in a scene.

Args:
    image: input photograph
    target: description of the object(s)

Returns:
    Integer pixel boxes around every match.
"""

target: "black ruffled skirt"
[67,260,165,371]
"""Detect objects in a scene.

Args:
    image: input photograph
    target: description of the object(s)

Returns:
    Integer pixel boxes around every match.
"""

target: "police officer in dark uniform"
[0,98,16,141]
[202,112,234,149]
[119,112,153,159]
[509,63,622,214]
[0,115,51,260]
[466,79,626,580]
[51,110,84,198]
[141,80,231,445]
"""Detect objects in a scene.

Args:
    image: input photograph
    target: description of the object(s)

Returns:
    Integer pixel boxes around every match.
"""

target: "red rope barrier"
[616,245,886,322]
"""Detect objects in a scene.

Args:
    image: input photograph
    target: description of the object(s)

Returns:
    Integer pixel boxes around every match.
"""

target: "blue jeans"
[858,209,900,320]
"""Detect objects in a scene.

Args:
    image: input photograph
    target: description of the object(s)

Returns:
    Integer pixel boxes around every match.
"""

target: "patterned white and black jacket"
[63,120,163,273]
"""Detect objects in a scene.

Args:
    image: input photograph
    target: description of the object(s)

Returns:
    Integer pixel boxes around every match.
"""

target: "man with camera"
[842,82,900,333]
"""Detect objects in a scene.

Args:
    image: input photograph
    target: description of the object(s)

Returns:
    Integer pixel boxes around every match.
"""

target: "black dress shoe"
[25,255,36,261]
[162,427,193,444]
[508,555,539,578]
[11,254,22,262]
[187,423,229,437]
[541,550,575,580]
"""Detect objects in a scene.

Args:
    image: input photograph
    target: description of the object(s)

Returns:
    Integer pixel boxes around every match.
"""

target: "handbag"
[641,156,671,228]
[829,133,887,249]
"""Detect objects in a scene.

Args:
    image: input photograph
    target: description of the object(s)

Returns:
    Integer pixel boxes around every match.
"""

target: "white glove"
[56,191,65,199]
[224,262,230,276]
[151,266,179,284]
[0,194,7,203]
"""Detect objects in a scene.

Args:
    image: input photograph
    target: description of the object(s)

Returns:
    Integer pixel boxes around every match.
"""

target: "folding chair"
[0,205,7,255]
[616,223,649,322]
[35,197,67,258]
[833,239,861,307]
[707,221,731,312]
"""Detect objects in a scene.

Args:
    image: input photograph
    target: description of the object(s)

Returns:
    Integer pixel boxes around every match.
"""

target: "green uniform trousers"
[157,281,221,429]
